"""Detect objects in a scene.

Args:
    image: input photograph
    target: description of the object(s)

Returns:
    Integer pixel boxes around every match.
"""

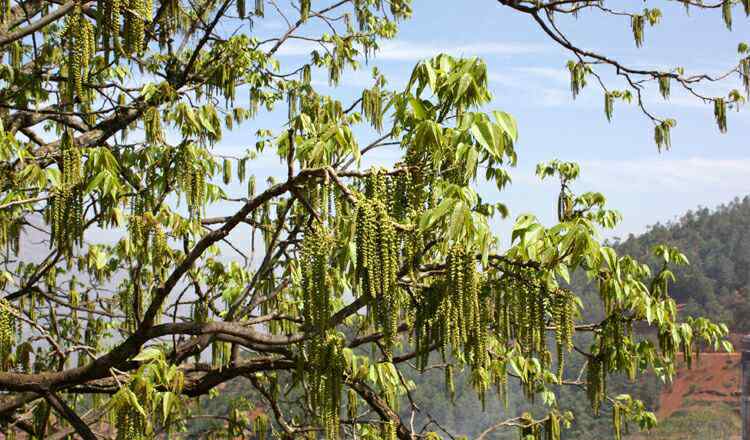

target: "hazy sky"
[209,0,750,244]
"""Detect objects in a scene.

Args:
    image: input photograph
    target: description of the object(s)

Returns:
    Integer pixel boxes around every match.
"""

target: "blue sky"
[211,0,750,245]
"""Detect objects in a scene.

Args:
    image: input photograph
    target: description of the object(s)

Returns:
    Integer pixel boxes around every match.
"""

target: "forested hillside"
[616,196,750,333]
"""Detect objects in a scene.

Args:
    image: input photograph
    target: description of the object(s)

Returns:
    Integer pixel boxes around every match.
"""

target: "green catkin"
[308,334,345,440]
[124,0,146,55]
[604,92,614,122]
[152,222,169,273]
[714,97,727,133]
[0,0,9,23]
[176,149,207,218]
[587,355,605,415]
[211,341,230,369]
[382,421,397,440]
[253,413,269,439]
[631,14,644,47]
[354,172,401,357]
[347,388,359,420]
[722,0,732,29]
[103,0,122,50]
[740,58,750,97]
[143,106,164,144]
[654,120,672,151]
[51,131,84,257]
[361,85,383,132]
[238,158,247,182]
[658,75,670,99]
[114,388,149,440]
[254,0,264,16]
[302,64,312,85]
[222,158,232,185]
[301,223,334,333]
[9,41,22,69]
[545,411,561,440]
[63,5,95,103]
[445,364,455,401]
[613,403,622,440]
[300,0,310,21]
[0,299,15,370]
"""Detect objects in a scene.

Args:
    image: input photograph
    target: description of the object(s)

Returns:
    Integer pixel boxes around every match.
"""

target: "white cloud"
[274,39,546,60]
[511,66,569,84]
[578,157,750,193]
[487,72,526,88]
[372,41,546,61]
[272,40,321,57]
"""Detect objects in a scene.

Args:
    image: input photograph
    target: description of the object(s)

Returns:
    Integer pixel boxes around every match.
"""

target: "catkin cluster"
[551,290,574,379]
[115,405,148,440]
[124,0,148,54]
[307,333,345,440]
[63,5,95,102]
[516,411,562,440]
[443,245,487,369]
[253,413,270,439]
[354,171,403,356]
[361,85,383,131]
[631,15,644,47]
[143,107,164,144]
[413,244,490,395]
[0,299,15,370]
[100,0,150,55]
[175,151,207,218]
[493,273,549,362]
[119,284,139,331]
[112,378,153,440]
[128,201,170,277]
[50,131,84,257]
[381,421,397,440]
[211,340,230,369]
[300,223,334,333]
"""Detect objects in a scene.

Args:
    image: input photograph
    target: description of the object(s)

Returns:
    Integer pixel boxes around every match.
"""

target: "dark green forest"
[190,196,750,439]
[616,196,750,333]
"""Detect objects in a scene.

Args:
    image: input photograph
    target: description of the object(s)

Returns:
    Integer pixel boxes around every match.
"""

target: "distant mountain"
[614,196,750,333]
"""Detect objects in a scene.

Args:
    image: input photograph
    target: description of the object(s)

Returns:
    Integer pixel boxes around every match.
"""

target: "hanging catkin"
[0,299,15,370]
[50,131,84,257]
[63,5,95,102]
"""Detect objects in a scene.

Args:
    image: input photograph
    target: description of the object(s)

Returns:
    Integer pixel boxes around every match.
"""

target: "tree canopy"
[0,0,745,439]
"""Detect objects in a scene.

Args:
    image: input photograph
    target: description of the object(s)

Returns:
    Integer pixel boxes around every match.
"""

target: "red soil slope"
[657,352,741,420]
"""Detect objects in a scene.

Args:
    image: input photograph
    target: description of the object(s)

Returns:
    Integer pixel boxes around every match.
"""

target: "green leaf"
[133,347,163,362]
[557,264,571,284]
[721,340,733,352]
[471,121,500,158]
[409,96,427,120]
[420,198,456,231]
[493,111,518,142]
[162,391,175,423]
